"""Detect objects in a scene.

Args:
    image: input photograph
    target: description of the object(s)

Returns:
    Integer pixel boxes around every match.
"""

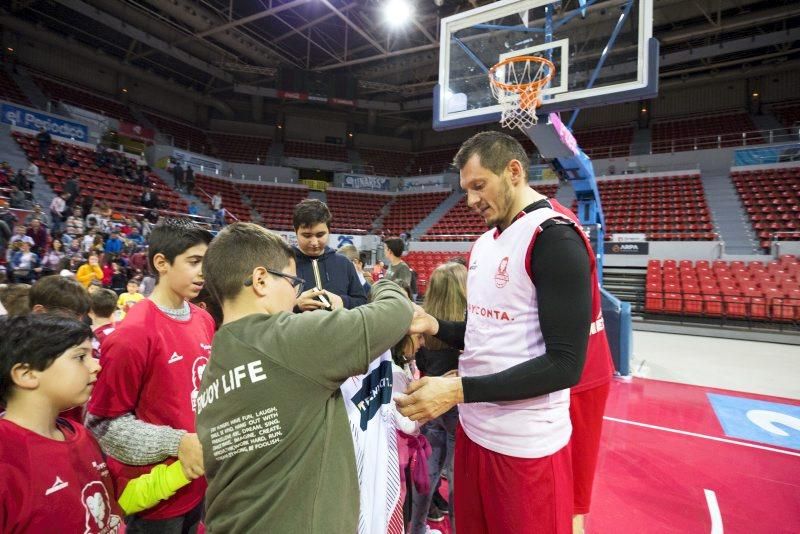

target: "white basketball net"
[489,57,553,132]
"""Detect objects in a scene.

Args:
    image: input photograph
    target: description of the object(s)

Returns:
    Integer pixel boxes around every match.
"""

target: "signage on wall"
[401,175,446,190]
[172,149,222,173]
[342,174,390,191]
[604,242,649,255]
[1,102,89,142]
[118,121,155,141]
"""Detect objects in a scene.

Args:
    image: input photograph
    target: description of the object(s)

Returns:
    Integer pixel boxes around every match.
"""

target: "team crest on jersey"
[81,481,121,533]
[350,360,393,431]
[494,256,510,288]
[191,356,209,412]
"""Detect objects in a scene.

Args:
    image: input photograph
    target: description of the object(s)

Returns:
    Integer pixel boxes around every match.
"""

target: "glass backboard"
[434,0,657,131]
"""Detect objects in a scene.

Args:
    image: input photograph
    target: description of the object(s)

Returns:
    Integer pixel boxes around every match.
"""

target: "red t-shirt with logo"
[0,418,124,533]
[92,324,116,365]
[87,299,215,520]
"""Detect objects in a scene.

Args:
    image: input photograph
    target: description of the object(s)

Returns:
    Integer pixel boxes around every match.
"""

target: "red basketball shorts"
[569,382,611,515]
[454,424,573,534]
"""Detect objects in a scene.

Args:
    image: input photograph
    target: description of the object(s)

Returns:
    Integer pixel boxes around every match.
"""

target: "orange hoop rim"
[488,55,556,93]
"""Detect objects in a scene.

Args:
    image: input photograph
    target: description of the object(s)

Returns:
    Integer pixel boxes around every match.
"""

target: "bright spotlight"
[385,0,413,27]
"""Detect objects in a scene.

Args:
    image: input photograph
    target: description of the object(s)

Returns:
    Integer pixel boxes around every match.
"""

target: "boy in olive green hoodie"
[197,222,414,533]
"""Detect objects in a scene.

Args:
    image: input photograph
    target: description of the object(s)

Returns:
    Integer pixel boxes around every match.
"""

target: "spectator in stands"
[10,241,40,283]
[9,185,26,209]
[109,261,127,295]
[372,260,385,280]
[53,145,66,165]
[64,174,80,206]
[23,203,45,226]
[104,230,124,256]
[338,244,372,295]
[76,253,103,288]
[49,192,70,234]
[212,207,226,230]
[172,160,184,190]
[65,206,84,237]
[7,225,34,259]
[140,186,159,210]
[26,218,49,255]
[187,202,198,216]
[383,237,412,287]
[291,199,367,311]
[0,209,11,258]
[0,283,30,316]
[40,238,66,276]
[81,193,94,217]
[211,193,222,212]
[36,127,51,159]
[185,165,195,195]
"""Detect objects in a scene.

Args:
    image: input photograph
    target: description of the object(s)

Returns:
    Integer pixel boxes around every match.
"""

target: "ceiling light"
[385,0,413,27]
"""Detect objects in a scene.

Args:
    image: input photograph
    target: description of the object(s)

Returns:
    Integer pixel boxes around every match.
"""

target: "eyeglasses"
[244,269,305,297]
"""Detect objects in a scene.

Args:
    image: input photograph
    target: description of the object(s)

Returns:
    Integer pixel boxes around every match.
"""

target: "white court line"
[704,489,724,534]
[603,416,800,458]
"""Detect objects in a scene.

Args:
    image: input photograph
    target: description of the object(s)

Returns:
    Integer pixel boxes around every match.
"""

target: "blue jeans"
[410,407,458,534]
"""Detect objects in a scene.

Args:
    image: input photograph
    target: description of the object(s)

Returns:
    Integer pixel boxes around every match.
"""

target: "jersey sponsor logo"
[45,476,69,495]
[200,343,212,351]
[350,360,393,431]
[589,311,605,335]
[468,303,514,322]
[167,352,183,364]
[81,480,121,533]
[494,256,510,288]
[469,261,478,271]
[190,356,209,412]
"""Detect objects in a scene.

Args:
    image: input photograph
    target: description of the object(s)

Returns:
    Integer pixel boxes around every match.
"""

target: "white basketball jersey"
[460,207,572,458]
[341,351,402,534]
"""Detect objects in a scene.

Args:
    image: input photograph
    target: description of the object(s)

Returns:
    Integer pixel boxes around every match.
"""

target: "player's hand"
[296,288,328,311]
[323,290,344,310]
[394,376,463,424]
[408,304,439,336]
[178,433,205,480]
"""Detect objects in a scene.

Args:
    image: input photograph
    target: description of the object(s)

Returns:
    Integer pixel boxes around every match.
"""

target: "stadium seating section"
[357,148,411,176]
[283,140,348,162]
[382,191,451,237]
[597,174,716,240]
[143,112,210,153]
[404,251,469,295]
[238,182,309,231]
[33,75,137,123]
[424,184,559,241]
[731,166,800,250]
[207,133,272,164]
[0,70,30,106]
[651,111,759,153]
[773,102,800,128]
[326,189,390,234]
[644,256,799,322]
[194,173,252,222]
[574,125,634,157]
[13,132,187,216]
[411,147,458,175]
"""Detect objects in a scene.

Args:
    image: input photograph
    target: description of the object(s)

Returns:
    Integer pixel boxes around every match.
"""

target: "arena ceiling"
[5,0,800,118]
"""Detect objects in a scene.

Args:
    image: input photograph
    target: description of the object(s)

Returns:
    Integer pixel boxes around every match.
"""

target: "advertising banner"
[1,102,89,142]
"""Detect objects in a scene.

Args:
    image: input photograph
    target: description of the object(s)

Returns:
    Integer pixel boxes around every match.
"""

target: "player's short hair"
[147,218,213,276]
[29,276,90,317]
[204,222,294,305]
[0,284,31,316]
[453,131,530,180]
[90,288,118,318]
[0,314,92,405]
[292,199,331,230]
[384,237,405,258]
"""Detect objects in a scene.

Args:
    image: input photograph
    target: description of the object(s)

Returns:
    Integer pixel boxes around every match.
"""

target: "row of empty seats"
[143,112,210,153]
[326,189,390,234]
[206,133,272,164]
[358,148,411,176]
[0,69,30,106]
[644,256,799,322]
[33,75,137,123]
[239,183,309,231]
[772,102,800,128]
[651,111,760,153]
[574,125,634,157]
[193,174,252,222]
[403,251,468,295]
[382,191,451,237]
[731,166,800,250]
[283,140,349,162]
[13,132,187,216]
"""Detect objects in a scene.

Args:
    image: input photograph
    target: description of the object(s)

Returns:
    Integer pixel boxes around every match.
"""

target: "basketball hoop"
[488,55,555,132]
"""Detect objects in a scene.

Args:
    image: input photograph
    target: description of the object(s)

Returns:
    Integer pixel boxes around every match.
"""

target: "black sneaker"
[432,492,449,514]
[427,505,445,523]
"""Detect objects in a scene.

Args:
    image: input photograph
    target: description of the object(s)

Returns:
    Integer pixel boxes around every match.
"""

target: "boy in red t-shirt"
[88,289,118,364]
[86,218,214,532]
[0,313,124,533]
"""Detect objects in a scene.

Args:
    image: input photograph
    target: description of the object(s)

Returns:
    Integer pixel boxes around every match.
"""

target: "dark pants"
[125,501,203,534]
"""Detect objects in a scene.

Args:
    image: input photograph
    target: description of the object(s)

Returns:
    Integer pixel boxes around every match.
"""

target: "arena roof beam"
[194,0,312,39]
[318,0,388,55]
[272,5,357,44]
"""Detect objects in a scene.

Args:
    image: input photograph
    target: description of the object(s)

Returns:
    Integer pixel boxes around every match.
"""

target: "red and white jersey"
[87,299,215,520]
[0,418,124,534]
[341,351,403,534]
[547,199,613,393]
[92,324,115,364]
[460,206,573,459]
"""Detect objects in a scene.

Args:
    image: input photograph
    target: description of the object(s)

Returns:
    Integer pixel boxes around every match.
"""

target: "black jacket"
[292,245,367,309]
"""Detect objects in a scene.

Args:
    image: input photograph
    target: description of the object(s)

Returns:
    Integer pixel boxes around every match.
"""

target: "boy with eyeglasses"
[197,222,414,533]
